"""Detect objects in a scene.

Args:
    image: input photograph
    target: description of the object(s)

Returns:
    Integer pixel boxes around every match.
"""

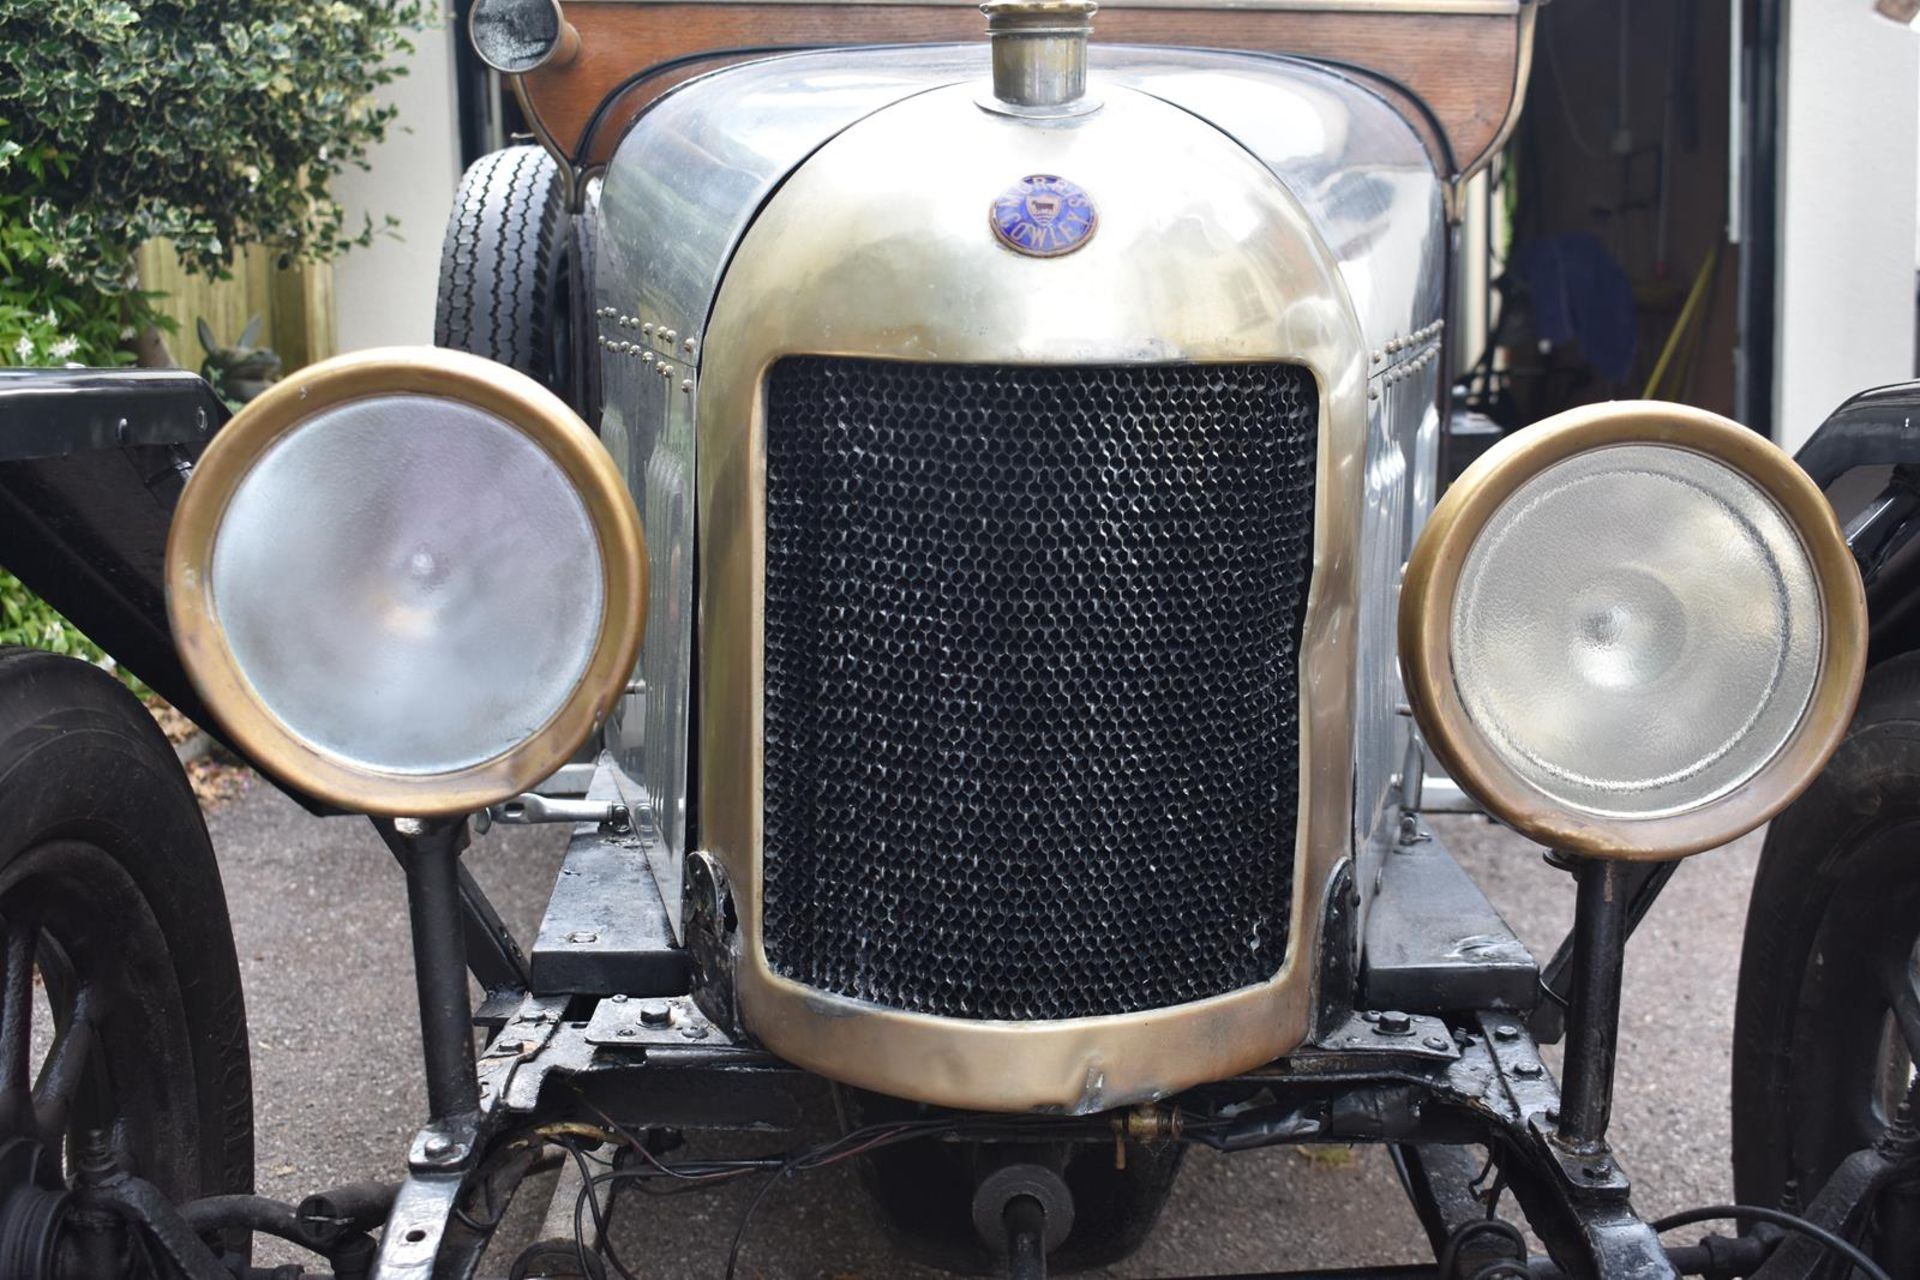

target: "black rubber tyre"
[435,145,574,404]
[0,647,254,1273]
[845,1089,1184,1274]
[1732,651,1920,1267]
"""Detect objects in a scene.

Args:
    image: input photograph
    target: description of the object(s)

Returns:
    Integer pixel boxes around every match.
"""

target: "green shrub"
[0,568,107,661]
[0,0,428,672]
[0,569,149,691]
[1,0,430,308]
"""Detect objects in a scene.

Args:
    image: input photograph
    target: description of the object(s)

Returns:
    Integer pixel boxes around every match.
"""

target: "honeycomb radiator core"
[760,358,1318,1020]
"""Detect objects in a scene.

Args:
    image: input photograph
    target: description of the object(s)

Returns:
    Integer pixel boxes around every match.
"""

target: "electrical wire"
[1649,1204,1893,1280]
[563,1139,640,1280]
[550,1114,969,1278]
[549,1102,1212,1276]
[553,1110,1892,1280]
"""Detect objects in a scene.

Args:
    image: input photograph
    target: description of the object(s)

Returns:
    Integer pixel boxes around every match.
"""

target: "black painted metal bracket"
[528,759,689,997]
[0,367,224,463]
[1362,820,1537,1015]
[0,368,227,727]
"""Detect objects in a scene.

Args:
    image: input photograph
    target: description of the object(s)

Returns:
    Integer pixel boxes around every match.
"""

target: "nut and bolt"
[1373,1011,1412,1035]
[639,1002,672,1027]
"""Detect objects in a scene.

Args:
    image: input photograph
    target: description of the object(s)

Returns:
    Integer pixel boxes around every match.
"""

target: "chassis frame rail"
[367,991,1682,1279]
[351,771,1916,1280]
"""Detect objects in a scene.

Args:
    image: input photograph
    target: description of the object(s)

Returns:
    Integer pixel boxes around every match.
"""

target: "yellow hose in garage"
[1643,241,1722,401]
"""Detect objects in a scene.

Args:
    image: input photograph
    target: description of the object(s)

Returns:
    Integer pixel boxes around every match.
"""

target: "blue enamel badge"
[990,175,1097,258]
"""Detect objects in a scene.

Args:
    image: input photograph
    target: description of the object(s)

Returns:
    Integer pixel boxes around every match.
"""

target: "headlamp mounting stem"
[376,817,482,1138]
[1556,854,1635,1154]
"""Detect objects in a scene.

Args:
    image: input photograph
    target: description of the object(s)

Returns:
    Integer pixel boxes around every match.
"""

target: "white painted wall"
[332,16,463,352]
[1776,0,1918,450]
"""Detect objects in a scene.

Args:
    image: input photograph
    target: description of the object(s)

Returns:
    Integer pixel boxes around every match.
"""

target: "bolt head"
[1493,1024,1521,1042]
[1423,1035,1447,1051]
[1514,1061,1543,1078]
[1374,1011,1412,1035]
[639,1001,672,1026]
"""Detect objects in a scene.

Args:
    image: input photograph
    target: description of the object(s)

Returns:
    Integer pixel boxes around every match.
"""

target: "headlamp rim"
[1399,400,1865,860]
[166,345,646,818]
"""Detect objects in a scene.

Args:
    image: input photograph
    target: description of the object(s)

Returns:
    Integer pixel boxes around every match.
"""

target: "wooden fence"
[134,241,334,373]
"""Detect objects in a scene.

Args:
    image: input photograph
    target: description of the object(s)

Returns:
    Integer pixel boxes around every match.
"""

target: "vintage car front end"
[1,2,1906,1277]
[589,13,1443,1114]
[148,9,1866,1276]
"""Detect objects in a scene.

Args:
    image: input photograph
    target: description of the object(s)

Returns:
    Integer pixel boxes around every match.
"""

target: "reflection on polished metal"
[469,0,578,74]
[697,82,1367,1114]
[981,0,1098,115]
[1399,401,1866,860]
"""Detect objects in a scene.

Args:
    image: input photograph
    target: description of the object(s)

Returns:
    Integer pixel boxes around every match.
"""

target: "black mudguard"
[1795,379,1920,665]
[0,368,228,730]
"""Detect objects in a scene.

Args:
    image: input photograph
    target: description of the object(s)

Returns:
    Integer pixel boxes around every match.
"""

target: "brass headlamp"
[1400,402,1865,859]
[168,347,645,817]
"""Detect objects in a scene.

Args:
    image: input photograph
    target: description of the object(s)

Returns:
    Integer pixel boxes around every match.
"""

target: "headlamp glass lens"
[210,393,605,776]
[1450,443,1821,819]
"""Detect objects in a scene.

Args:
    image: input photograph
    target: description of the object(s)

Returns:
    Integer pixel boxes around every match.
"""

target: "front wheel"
[0,648,254,1276]
[1732,652,1920,1269]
